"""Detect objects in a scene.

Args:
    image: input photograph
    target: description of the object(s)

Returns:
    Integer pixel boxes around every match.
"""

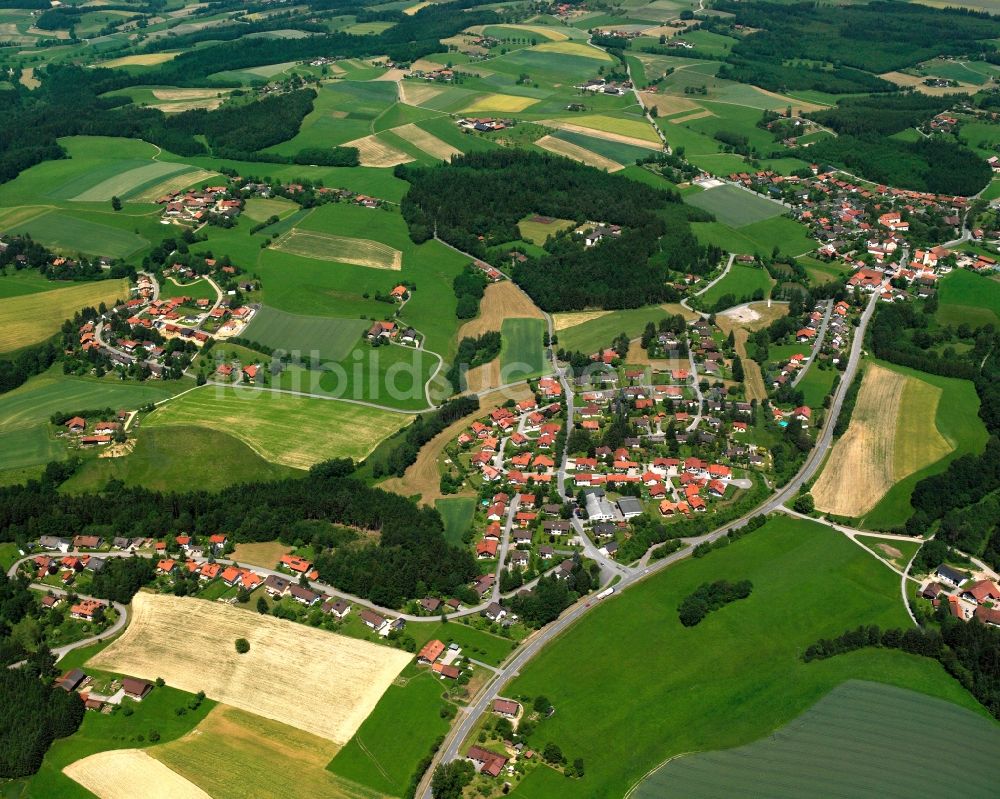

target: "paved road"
[420,293,881,796]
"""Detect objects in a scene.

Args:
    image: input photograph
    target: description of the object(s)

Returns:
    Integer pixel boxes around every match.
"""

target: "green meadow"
[936,268,1000,328]
[508,515,983,798]
[685,184,785,227]
[698,263,773,307]
[436,496,477,546]
[244,305,365,362]
[500,318,548,380]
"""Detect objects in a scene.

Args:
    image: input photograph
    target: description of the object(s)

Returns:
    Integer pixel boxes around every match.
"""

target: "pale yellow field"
[229,541,292,568]
[272,229,403,270]
[89,593,411,744]
[881,70,978,96]
[345,134,414,167]
[151,706,382,799]
[393,123,461,160]
[638,91,699,116]
[457,281,546,340]
[669,109,715,124]
[552,310,611,331]
[813,365,951,517]
[102,52,179,68]
[535,134,622,171]
[19,67,39,89]
[145,388,408,468]
[485,23,570,41]
[398,81,444,106]
[64,749,210,799]
[130,169,218,203]
[540,118,662,148]
[154,98,226,113]
[0,279,129,354]
[462,93,540,113]
[151,88,225,101]
[533,40,614,61]
[404,1,432,14]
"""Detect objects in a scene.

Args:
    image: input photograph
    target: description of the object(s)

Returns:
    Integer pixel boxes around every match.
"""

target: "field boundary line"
[355,736,394,785]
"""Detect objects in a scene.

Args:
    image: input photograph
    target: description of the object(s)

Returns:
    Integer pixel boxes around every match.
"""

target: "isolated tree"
[235,637,250,654]
[793,493,815,514]
[533,695,551,714]
[543,742,565,764]
[111,196,122,212]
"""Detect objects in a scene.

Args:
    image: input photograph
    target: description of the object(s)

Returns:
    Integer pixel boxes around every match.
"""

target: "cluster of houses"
[575,77,633,95]
[365,318,420,345]
[922,564,1000,627]
[769,300,854,392]
[463,699,529,779]
[457,117,512,132]
[157,185,243,225]
[57,668,153,713]
[60,411,129,449]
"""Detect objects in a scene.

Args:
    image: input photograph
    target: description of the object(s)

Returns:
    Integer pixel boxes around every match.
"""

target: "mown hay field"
[0,278,129,353]
[89,594,412,744]
[634,680,1000,798]
[271,228,403,270]
[548,114,661,144]
[345,134,415,167]
[73,161,191,202]
[151,705,382,799]
[813,364,950,516]
[64,749,211,799]
[534,134,623,172]
[242,196,300,222]
[393,122,461,160]
[144,386,409,468]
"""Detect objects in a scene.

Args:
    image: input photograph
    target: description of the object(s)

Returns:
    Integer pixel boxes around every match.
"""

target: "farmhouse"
[467,745,509,777]
[122,677,153,701]
[493,698,521,719]
[418,639,446,664]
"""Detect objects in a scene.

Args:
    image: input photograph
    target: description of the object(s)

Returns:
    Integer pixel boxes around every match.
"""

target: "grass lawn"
[0,278,129,354]
[797,365,837,409]
[144,385,409,469]
[23,686,216,799]
[860,361,988,531]
[699,263,773,308]
[436,496,476,546]
[635,680,1000,798]
[327,669,451,796]
[685,184,784,228]
[501,318,548,380]
[60,426,300,494]
[244,305,365,362]
[507,515,984,798]
[936,269,1000,328]
[157,277,217,302]
[0,542,22,571]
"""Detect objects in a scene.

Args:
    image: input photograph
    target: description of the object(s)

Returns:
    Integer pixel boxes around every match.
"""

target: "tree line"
[677,579,753,627]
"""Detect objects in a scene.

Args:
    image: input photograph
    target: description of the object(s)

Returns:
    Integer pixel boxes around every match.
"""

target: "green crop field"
[693,216,815,257]
[60,426,300,493]
[685,185,785,227]
[327,670,451,795]
[144,385,409,468]
[0,369,184,471]
[507,515,985,798]
[936,269,1000,328]
[635,680,1000,798]
[550,129,653,166]
[21,686,215,799]
[244,305,364,362]
[6,211,149,258]
[0,271,71,299]
[242,197,299,222]
[0,278,128,354]
[860,360,988,531]
[699,263,773,307]
[437,496,476,546]
[501,318,548,380]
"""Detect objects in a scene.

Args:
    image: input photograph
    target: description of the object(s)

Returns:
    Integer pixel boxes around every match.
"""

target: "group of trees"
[397,151,719,311]
[677,579,753,627]
[452,264,488,320]
[507,561,598,627]
[803,615,1000,720]
[444,332,501,393]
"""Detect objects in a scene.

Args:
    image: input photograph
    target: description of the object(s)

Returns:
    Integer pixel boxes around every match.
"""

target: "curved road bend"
[419,291,880,797]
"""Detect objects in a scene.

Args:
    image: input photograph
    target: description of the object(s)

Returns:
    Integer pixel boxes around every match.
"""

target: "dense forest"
[0,459,478,608]
[397,151,720,311]
[807,93,963,138]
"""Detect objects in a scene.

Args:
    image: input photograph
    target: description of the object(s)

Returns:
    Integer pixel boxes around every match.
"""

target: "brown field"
[152,89,225,101]
[271,229,403,270]
[88,593,411,744]
[404,1,432,14]
[151,705,381,799]
[155,98,226,113]
[344,134,414,167]
[381,385,532,503]
[465,360,500,394]
[731,329,766,401]
[552,309,610,331]
[880,71,978,95]
[19,67,39,89]
[534,135,623,172]
[230,541,292,569]
[131,169,218,202]
[813,365,905,516]
[638,92,699,116]
[373,67,409,82]
[64,749,210,799]
[102,52,179,67]
[457,281,546,340]
[398,81,444,106]
[538,120,662,150]
[393,123,461,160]
[409,58,448,72]
[668,109,715,124]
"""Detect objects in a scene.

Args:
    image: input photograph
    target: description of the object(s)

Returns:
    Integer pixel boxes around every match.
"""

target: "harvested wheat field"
[374,67,409,82]
[881,71,978,95]
[398,81,444,106]
[393,123,461,160]
[458,281,545,340]
[152,89,226,101]
[152,705,380,799]
[229,541,292,569]
[19,67,39,89]
[625,340,687,371]
[404,1,432,14]
[131,169,218,202]
[89,593,410,744]
[64,749,210,799]
[382,385,531,503]
[345,134,414,167]
[464,359,500,394]
[552,309,610,331]
[638,92,698,116]
[813,364,950,516]
[535,135,622,172]
[732,329,766,401]
[272,229,403,270]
